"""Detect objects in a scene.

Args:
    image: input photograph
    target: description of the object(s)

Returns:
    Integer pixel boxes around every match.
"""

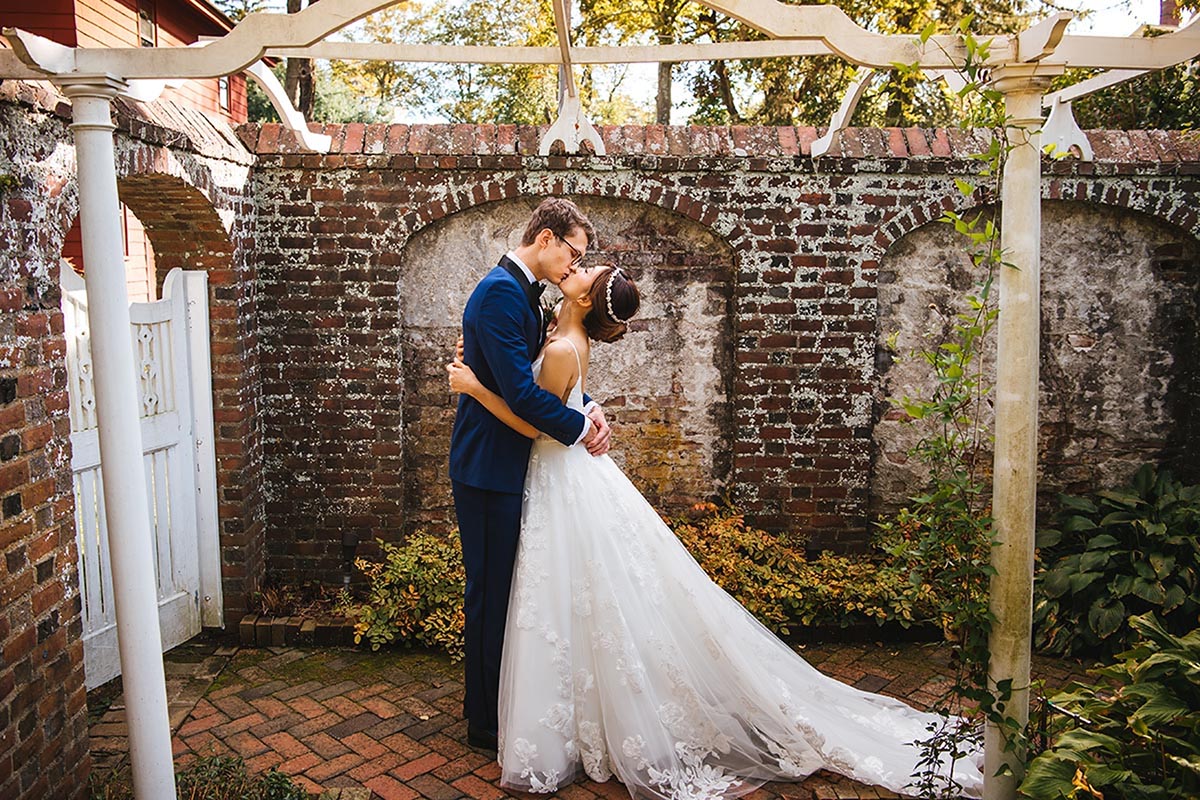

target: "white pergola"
[2,2,1198,797]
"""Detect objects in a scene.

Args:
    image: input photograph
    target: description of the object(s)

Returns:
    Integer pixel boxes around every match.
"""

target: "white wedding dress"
[497,342,984,800]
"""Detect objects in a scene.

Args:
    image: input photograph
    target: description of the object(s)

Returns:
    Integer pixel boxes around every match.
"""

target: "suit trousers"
[452,480,523,736]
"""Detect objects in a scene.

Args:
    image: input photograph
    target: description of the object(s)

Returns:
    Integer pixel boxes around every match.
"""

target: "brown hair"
[584,267,640,343]
[520,197,596,248]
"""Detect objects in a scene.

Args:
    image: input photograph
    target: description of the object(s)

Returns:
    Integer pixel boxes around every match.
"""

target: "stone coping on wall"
[5,74,1196,167]
[1,78,253,166]
[238,121,1200,166]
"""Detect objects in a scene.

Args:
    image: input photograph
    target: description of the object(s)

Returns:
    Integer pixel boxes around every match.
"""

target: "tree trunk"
[1161,0,1181,26]
[715,61,741,124]
[656,61,673,124]
[284,0,304,106]
[297,60,315,117]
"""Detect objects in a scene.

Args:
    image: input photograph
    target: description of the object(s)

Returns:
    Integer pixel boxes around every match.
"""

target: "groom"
[449,197,611,750]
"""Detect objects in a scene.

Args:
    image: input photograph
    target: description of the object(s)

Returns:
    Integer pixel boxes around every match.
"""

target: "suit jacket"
[449,256,588,494]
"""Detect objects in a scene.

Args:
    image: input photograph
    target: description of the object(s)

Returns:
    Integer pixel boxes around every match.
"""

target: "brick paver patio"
[87,636,1091,799]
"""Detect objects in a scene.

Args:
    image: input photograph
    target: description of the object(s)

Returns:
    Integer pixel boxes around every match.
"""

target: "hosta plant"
[1033,464,1200,660]
[1020,613,1200,800]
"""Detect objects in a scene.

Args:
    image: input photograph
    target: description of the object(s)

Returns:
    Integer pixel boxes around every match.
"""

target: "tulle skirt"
[497,438,983,799]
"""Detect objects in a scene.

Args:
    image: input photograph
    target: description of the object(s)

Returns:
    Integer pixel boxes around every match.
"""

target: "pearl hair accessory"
[604,268,632,324]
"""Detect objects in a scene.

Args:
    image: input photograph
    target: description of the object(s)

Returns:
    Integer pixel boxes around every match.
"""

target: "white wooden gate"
[62,266,223,689]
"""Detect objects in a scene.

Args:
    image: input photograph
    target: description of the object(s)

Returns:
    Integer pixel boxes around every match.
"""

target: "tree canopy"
[212,0,1199,131]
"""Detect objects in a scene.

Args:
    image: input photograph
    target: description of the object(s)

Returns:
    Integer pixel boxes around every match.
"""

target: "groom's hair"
[521,197,596,247]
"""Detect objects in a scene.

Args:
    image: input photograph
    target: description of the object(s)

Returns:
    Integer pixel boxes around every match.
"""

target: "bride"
[447,264,983,800]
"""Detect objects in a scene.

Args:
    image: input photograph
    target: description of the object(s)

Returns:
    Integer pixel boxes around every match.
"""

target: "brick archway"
[117,174,237,291]
[393,195,738,539]
[393,174,738,254]
[79,171,258,627]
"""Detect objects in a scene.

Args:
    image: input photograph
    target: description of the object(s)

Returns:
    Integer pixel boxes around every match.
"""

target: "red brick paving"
[88,638,1092,799]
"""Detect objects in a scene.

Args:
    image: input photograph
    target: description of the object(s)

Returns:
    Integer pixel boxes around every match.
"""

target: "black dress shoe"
[467,726,498,751]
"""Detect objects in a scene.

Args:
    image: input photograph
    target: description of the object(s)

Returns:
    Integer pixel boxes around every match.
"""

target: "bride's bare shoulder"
[542,337,576,358]
[540,338,583,375]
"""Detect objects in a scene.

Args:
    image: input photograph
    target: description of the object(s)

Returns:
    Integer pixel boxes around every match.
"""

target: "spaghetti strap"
[562,337,583,379]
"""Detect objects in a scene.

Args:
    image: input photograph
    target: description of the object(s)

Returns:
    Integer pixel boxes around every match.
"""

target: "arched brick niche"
[871,200,1200,517]
[396,196,736,535]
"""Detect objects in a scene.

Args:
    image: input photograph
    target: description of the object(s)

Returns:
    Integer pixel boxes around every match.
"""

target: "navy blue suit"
[449,256,587,736]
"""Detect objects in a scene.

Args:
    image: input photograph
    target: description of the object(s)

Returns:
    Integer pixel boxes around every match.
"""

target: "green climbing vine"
[875,17,1037,796]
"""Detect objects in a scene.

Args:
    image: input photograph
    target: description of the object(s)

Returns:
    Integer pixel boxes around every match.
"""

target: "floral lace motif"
[496,356,984,800]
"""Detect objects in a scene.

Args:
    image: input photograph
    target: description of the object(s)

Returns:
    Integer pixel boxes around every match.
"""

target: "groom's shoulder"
[476,265,510,286]
[472,267,522,299]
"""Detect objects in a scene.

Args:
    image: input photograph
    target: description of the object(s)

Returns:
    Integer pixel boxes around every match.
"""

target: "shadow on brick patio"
[87,636,1091,800]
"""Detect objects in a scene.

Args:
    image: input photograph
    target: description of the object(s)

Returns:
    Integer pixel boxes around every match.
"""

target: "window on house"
[138,0,156,48]
[218,76,231,111]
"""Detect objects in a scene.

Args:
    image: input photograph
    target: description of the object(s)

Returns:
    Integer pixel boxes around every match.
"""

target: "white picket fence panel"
[62,266,222,689]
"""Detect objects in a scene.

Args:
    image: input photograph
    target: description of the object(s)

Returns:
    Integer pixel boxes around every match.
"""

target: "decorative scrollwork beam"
[245,60,332,153]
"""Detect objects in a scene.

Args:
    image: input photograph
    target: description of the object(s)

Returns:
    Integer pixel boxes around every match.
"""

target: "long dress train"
[498,344,983,799]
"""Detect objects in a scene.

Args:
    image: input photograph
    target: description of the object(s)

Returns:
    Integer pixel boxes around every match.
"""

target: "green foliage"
[683,1,1025,127]
[209,0,277,23]
[672,504,938,636]
[343,508,943,661]
[341,531,467,660]
[907,714,986,800]
[177,756,308,800]
[327,0,561,125]
[1020,614,1200,800]
[1059,62,1200,132]
[882,17,1006,703]
[1033,465,1200,660]
[89,754,308,800]
[1050,20,1199,132]
[244,60,392,125]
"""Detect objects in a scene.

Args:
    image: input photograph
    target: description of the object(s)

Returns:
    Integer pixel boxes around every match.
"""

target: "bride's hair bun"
[585,266,640,343]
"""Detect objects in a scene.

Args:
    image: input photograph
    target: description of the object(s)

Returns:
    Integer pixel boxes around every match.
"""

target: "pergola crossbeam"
[3,27,76,73]
[245,60,332,152]
[4,0,1198,82]
[1015,12,1071,62]
[551,0,575,96]
[268,40,833,65]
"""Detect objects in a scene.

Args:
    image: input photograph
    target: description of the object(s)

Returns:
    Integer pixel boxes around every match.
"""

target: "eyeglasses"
[556,234,585,267]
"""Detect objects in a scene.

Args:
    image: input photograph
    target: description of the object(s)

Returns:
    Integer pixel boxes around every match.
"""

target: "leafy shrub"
[1033,465,1200,659]
[875,490,994,648]
[671,504,808,635]
[342,507,942,658]
[1020,614,1200,800]
[342,531,466,660]
[178,756,308,800]
[673,503,938,636]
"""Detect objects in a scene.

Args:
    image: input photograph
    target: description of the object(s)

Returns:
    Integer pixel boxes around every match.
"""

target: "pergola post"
[59,76,177,799]
[984,65,1056,800]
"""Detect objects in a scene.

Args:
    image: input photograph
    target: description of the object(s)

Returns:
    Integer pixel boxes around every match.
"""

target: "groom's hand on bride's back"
[582,406,611,456]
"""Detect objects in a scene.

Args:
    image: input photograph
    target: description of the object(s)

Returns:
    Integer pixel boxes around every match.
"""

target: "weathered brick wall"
[394,198,734,537]
[0,82,90,800]
[6,83,1200,641]
[873,199,1200,514]
[0,81,259,799]
[245,122,1200,583]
